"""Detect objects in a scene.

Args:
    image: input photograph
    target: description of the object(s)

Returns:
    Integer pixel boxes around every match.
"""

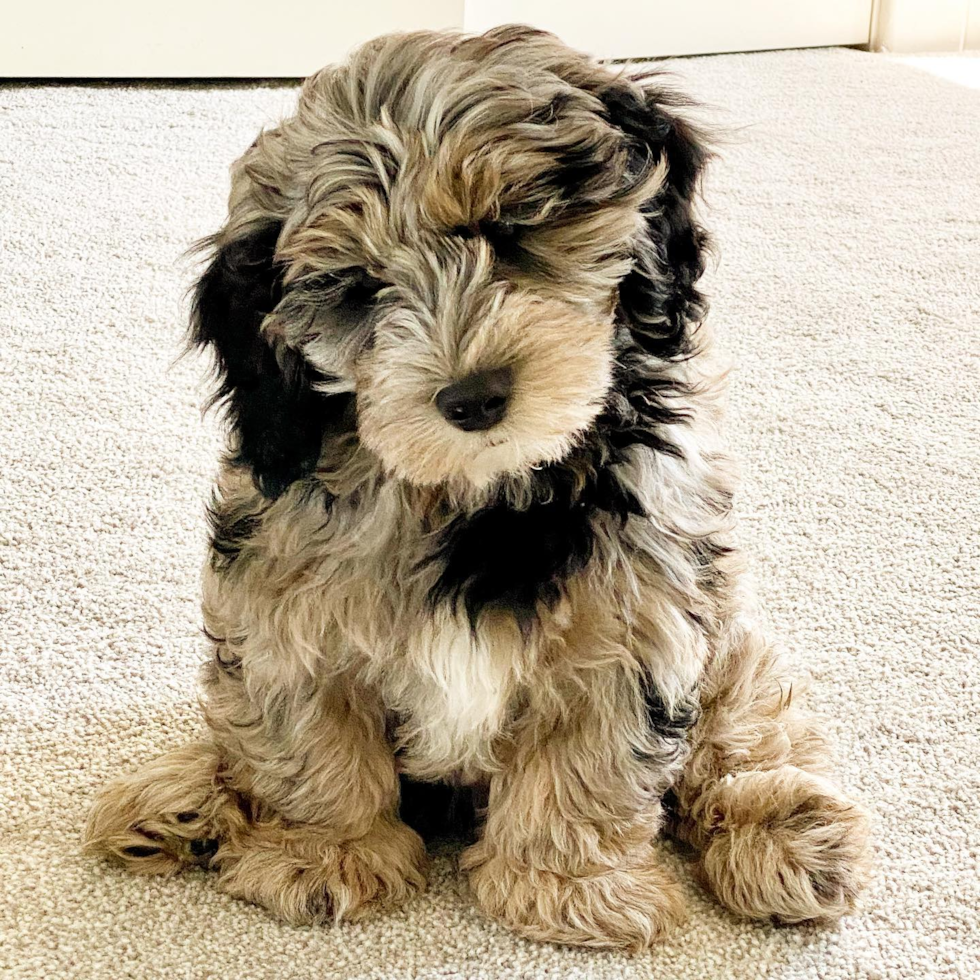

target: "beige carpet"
[1,47,978,980]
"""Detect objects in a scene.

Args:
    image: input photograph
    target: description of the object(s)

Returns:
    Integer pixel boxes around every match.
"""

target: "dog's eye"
[337,270,384,309]
[291,269,382,302]
[480,220,517,240]
[479,221,524,262]
[449,221,521,244]
[450,223,480,241]
[310,269,384,312]
[330,272,384,337]
[289,269,384,335]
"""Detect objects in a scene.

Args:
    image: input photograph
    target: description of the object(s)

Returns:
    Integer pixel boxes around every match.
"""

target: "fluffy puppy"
[84,25,871,949]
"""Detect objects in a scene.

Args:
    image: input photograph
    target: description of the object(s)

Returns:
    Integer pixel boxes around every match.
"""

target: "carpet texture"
[1,47,978,980]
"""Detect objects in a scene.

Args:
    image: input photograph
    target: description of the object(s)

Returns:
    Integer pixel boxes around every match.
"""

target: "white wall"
[20,0,972,78]
[0,0,462,77]
[872,0,977,51]
[970,3,980,46]
[465,1,872,60]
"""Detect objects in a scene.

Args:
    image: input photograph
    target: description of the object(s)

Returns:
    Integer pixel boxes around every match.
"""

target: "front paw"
[82,741,226,876]
[462,842,686,950]
[215,817,427,925]
[699,766,872,923]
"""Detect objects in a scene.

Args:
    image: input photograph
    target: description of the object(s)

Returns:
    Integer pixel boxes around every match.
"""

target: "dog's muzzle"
[435,367,512,432]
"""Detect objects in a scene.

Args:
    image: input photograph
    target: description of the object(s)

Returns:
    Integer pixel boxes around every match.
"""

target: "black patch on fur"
[480,219,526,265]
[601,84,712,361]
[634,672,700,773]
[691,535,734,594]
[189,838,219,858]
[190,222,354,499]
[639,674,701,750]
[398,776,481,845]
[661,786,681,817]
[206,498,263,569]
[425,484,597,635]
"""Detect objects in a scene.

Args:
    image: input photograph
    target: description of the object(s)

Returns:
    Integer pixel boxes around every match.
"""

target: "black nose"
[436,368,512,432]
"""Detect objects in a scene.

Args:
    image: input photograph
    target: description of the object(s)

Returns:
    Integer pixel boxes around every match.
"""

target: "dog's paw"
[699,765,872,923]
[83,741,225,875]
[215,817,427,925]
[462,843,686,950]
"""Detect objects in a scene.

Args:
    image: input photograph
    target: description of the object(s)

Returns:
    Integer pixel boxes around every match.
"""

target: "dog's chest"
[380,617,521,782]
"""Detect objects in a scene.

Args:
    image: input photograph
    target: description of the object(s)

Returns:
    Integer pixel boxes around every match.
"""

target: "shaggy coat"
[84,26,871,949]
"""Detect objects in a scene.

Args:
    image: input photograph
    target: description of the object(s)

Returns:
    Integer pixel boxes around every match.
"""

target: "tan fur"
[83,25,871,948]
[356,290,616,488]
[671,622,873,922]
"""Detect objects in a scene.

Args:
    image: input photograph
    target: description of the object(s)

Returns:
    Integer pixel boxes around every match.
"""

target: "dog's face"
[192,27,709,500]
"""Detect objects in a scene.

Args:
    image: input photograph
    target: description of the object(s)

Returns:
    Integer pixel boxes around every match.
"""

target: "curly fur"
[83,25,871,949]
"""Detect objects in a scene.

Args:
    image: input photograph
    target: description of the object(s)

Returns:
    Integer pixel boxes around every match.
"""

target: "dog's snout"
[436,368,513,432]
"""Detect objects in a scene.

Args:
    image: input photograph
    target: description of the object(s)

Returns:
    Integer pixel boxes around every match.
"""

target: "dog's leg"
[461,664,687,950]
[85,654,426,924]
[198,657,426,925]
[671,622,872,923]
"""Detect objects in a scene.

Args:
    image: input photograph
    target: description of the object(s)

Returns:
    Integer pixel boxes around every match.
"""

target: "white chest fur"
[381,616,520,781]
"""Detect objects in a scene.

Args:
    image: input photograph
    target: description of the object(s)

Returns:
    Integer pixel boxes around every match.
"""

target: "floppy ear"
[602,82,712,360]
[190,222,343,499]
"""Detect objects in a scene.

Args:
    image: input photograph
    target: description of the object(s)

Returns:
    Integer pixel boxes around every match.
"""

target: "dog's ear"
[190,222,340,499]
[602,83,712,360]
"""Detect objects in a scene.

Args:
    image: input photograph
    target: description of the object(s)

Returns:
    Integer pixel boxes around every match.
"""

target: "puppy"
[84,26,871,949]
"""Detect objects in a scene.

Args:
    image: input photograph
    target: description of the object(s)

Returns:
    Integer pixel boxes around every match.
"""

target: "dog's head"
[192,26,710,500]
